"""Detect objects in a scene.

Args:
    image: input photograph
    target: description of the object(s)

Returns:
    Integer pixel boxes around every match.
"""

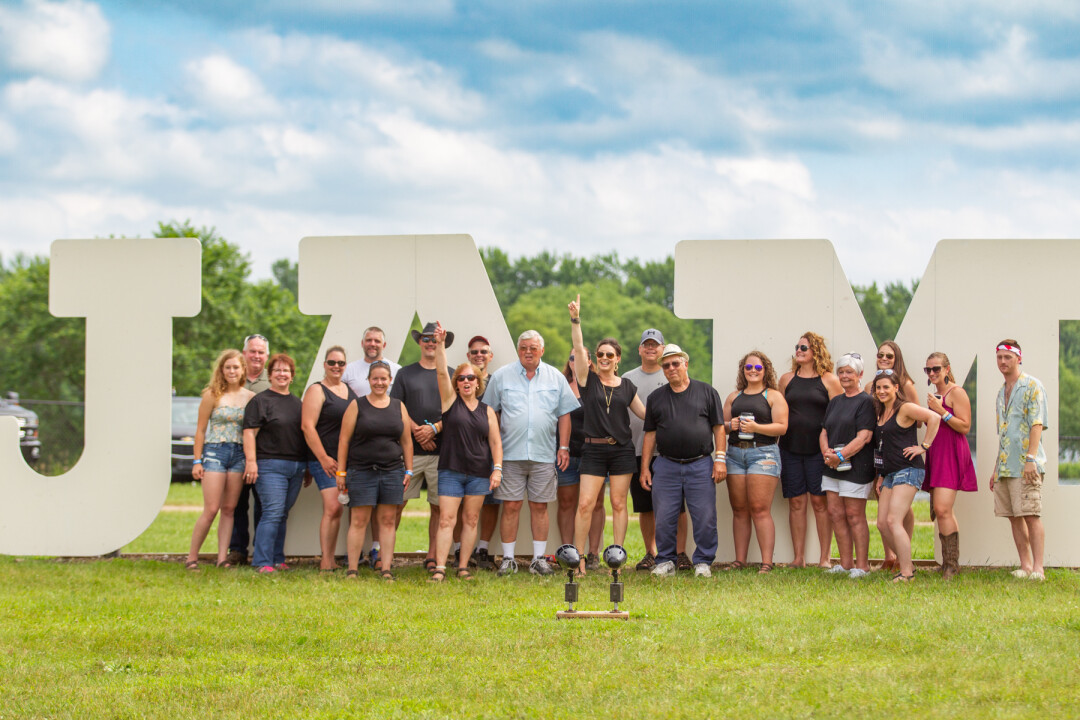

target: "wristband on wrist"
[559,446,570,451]
[425,421,439,434]
[335,471,346,477]
[405,470,414,476]
[835,450,845,462]
[942,411,953,422]
[570,318,580,324]
[493,464,502,471]
[192,459,202,465]
[1025,455,1036,462]
[921,441,932,450]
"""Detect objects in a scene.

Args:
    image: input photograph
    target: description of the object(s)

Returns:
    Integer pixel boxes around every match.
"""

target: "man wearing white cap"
[640,344,727,577]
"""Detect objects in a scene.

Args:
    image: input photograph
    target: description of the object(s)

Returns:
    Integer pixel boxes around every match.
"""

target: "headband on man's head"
[997,343,1022,360]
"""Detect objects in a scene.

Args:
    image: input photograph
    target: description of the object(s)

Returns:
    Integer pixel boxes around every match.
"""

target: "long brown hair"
[205,349,246,399]
[871,372,907,419]
[736,351,778,391]
[877,341,914,388]
[790,331,834,375]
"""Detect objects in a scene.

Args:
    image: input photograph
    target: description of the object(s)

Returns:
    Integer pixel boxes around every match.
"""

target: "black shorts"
[579,442,637,477]
[629,456,687,515]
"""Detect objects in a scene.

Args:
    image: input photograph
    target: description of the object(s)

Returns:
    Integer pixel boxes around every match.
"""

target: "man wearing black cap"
[391,321,453,571]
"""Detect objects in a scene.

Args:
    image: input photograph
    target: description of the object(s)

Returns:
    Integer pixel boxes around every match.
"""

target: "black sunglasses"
[325,360,346,367]
[794,344,810,352]
[457,374,477,382]
[924,365,943,375]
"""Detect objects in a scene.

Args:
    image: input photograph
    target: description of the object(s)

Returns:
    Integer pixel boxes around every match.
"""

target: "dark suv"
[171,396,201,481]
[0,392,41,464]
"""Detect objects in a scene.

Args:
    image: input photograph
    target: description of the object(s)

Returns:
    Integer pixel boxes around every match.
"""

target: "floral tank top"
[205,404,245,444]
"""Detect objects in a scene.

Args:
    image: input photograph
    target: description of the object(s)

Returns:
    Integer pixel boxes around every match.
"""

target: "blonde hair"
[452,363,486,397]
[790,331,834,375]
[205,349,246,399]
[926,351,956,385]
[736,351,778,391]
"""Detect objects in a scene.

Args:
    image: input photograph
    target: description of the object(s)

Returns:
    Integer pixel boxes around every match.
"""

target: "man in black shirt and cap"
[640,344,727,577]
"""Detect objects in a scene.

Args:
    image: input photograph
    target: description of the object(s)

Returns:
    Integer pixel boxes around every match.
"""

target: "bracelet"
[921,441,932,450]
[493,464,502,471]
[335,471,346,477]
[835,450,845,462]
[570,318,580,324]
[425,421,439,434]
[192,459,202,465]
[1025,455,1036,462]
[405,470,414,476]
[942,411,953,422]
[559,446,570,451]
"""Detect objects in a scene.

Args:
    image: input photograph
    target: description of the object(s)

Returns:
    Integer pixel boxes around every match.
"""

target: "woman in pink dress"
[923,351,978,580]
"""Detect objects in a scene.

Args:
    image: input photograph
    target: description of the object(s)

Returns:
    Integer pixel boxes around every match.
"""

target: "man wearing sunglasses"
[640,344,727,577]
[342,326,402,398]
[227,333,271,565]
[391,321,454,572]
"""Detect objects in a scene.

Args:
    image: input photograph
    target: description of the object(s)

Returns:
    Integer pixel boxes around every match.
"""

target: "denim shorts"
[346,464,406,507]
[307,460,337,491]
[202,442,245,474]
[882,467,925,490]
[438,469,491,497]
[725,444,781,477]
[557,455,582,487]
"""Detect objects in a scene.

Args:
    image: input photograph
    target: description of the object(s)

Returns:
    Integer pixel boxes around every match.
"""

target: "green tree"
[853,280,919,346]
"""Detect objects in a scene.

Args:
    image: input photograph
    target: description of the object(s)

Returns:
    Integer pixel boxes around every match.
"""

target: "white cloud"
[0,0,110,82]
[185,54,280,119]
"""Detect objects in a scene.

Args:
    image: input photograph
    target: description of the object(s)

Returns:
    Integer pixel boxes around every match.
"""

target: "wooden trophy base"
[556,610,629,620]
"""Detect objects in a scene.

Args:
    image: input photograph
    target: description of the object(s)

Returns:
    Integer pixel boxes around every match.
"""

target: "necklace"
[603,383,615,414]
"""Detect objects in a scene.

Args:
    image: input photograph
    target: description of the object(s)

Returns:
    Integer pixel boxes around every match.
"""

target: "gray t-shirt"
[623,365,668,456]
[342,357,402,397]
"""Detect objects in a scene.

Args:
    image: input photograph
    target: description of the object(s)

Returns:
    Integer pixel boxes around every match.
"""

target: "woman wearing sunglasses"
[779,332,842,569]
[922,352,977,579]
[568,295,646,576]
[871,369,941,582]
[723,352,789,574]
[301,345,358,571]
[864,340,918,571]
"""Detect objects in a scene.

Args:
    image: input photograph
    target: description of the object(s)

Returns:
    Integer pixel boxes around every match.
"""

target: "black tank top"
[877,404,923,475]
[313,382,358,458]
[780,374,829,455]
[438,397,493,477]
[730,390,775,445]
[348,397,405,469]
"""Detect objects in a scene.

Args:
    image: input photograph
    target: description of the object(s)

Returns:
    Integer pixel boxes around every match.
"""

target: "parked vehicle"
[171,396,201,482]
[0,392,41,464]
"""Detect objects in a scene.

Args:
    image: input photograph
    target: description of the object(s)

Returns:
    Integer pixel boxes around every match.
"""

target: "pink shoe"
[257,566,275,574]
[274,563,290,571]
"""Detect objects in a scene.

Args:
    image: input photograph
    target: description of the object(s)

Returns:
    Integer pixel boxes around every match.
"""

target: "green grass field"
[4,485,1078,718]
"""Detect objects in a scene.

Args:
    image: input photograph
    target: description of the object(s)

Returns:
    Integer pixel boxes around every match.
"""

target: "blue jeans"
[652,456,717,566]
[252,458,305,568]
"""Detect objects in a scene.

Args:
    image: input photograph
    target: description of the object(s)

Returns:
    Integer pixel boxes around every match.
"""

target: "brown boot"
[940,531,960,580]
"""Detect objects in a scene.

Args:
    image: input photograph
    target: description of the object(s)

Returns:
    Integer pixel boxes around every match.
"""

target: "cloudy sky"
[1,0,1078,284]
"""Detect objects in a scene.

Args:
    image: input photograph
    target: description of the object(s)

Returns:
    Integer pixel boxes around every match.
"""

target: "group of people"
[184,307,1050,583]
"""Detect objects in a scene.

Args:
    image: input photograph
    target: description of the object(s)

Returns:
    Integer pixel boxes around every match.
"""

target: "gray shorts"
[494,460,557,503]
[404,454,440,505]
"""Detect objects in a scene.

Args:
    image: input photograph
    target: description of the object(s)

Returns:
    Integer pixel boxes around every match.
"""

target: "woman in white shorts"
[820,353,876,578]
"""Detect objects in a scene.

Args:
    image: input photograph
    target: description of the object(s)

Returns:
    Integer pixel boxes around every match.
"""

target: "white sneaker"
[825,564,849,574]
[848,568,869,579]
[1010,568,1029,579]
[651,560,676,577]
[693,563,712,578]
[1029,571,1045,582]
[497,557,518,576]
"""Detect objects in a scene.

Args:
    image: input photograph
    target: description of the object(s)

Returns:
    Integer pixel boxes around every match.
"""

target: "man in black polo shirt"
[640,344,727,577]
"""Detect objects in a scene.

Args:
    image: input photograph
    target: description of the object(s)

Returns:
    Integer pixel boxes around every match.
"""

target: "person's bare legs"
[1008,516,1034,573]
[825,491,851,569]
[458,496,485,571]
[426,503,440,564]
[434,495,463,570]
[810,493,832,567]
[376,504,398,573]
[529,500,550,546]
[609,474,632,546]
[557,483,579,545]
[727,474,752,564]
[845,498,871,571]
[886,484,919,577]
[500,500,523,548]
[787,492,809,567]
[188,471,226,564]
[480,503,499,544]
[1025,516,1045,575]
[346,506,373,572]
[589,492,605,554]
[318,486,344,570]
[748,474,778,566]
[933,488,959,535]
[876,487,896,559]
[574,475,604,569]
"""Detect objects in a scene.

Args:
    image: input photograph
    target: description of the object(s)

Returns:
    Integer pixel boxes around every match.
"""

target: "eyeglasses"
[877,352,895,360]
[596,351,617,360]
[468,349,489,355]
[744,364,764,371]
[661,360,683,369]
[420,336,436,344]
[923,366,943,375]
[794,344,809,352]
[457,375,477,382]
[325,360,346,367]
[875,369,895,376]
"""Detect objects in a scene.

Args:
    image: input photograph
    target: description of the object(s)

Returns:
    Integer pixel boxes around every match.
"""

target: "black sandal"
[346,569,358,578]
[215,560,233,569]
[185,560,200,571]
[758,562,774,575]
[380,569,395,582]
[456,568,475,581]
[423,558,438,574]
[727,560,746,570]
[428,569,446,583]
[892,571,916,583]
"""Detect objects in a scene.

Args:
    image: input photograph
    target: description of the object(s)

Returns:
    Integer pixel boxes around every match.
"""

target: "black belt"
[661,454,707,464]
[731,439,777,449]
[584,437,618,445]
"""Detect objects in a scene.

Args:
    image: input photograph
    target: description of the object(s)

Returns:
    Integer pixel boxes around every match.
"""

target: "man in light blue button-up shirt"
[484,330,580,575]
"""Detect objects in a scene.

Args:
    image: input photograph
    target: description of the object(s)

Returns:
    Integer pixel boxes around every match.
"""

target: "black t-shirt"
[348,397,405,469]
[312,382,358,458]
[822,392,876,484]
[580,370,637,445]
[243,389,306,461]
[389,363,445,456]
[781,374,830,455]
[643,379,723,460]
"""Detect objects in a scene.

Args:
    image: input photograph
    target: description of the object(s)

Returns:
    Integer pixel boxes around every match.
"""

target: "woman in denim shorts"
[301,345,358,571]
[185,349,254,570]
[722,351,789,574]
[871,370,942,582]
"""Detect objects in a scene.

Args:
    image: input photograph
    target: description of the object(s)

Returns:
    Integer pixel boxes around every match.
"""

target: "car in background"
[171,396,201,482]
[0,392,41,464]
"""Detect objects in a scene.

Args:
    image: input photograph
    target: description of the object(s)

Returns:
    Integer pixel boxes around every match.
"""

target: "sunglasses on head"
[596,351,617,359]
[875,369,896,376]
[744,363,764,371]
[794,344,809,352]
[877,352,895,360]
[923,365,943,375]
[325,359,346,367]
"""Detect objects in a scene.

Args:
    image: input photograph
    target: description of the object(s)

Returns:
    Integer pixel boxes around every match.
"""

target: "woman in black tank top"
[301,346,358,571]
[871,371,941,582]
[722,351,789,574]
[428,323,504,582]
[778,332,842,569]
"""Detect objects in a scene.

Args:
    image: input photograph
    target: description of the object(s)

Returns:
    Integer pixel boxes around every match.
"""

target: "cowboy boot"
[940,531,960,580]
